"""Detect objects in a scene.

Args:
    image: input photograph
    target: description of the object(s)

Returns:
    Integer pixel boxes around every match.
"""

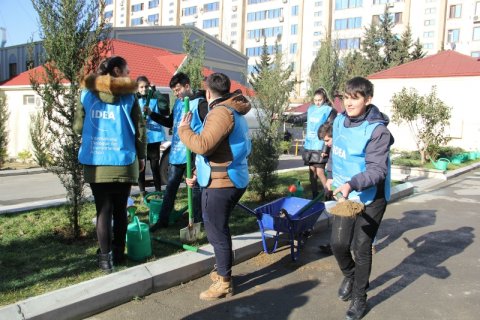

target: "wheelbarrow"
[237,195,325,261]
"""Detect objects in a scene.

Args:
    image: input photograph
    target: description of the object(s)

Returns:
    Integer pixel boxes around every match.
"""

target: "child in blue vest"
[326,77,394,320]
[136,76,169,196]
[146,72,208,231]
[285,88,336,199]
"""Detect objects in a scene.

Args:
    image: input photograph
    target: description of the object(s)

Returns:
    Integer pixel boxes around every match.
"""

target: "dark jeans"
[138,142,162,192]
[202,187,246,277]
[90,183,131,254]
[158,163,201,225]
[330,197,387,299]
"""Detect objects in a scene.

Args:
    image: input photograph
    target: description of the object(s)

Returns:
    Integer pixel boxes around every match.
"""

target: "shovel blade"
[180,223,202,243]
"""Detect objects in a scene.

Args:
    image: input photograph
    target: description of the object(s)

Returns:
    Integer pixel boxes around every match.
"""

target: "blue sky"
[0,0,40,46]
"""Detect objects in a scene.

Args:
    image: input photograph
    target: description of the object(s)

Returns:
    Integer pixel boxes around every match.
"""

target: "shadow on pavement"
[375,210,437,253]
[182,280,319,320]
[369,226,475,308]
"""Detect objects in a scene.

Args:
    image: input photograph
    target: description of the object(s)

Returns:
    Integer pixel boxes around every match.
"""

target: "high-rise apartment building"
[104,0,480,97]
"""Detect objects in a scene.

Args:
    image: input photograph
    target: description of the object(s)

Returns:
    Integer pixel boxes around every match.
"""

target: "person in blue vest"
[178,73,251,301]
[74,56,147,273]
[146,72,207,231]
[326,77,394,320]
[284,87,337,199]
[136,76,169,196]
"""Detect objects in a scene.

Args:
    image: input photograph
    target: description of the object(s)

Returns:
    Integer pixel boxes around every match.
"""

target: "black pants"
[330,197,387,299]
[90,183,131,254]
[202,187,246,277]
[138,142,162,192]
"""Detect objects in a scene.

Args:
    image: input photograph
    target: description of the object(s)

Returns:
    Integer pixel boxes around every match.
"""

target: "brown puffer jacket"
[178,92,251,188]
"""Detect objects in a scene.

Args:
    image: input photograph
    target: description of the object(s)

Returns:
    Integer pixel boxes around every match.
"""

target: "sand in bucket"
[328,193,365,218]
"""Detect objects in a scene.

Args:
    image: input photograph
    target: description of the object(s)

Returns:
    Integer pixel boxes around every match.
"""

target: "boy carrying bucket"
[326,77,394,320]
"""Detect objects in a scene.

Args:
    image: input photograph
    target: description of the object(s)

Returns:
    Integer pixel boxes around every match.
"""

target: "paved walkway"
[1,162,479,319]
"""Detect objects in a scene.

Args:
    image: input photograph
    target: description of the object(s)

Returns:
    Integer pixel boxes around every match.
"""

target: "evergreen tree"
[410,38,427,60]
[0,91,9,167]
[248,39,296,200]
[378,5,399,68]
[308,35,343,100]
[361,23,383,74]
[179,28,205,91]
[340,50,370,88]
[30,0,111,238]
[394,25,413,65]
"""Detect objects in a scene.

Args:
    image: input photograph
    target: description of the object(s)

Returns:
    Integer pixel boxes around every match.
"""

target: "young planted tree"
[390,86,451,163]
[30,0,111,238]
[179,27,205,91]
[248,38,296,200]
[0,90,9,167]
[308,35,343,99]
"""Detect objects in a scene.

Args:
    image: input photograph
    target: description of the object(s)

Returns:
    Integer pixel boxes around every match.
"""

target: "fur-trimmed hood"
[81,74,137,97]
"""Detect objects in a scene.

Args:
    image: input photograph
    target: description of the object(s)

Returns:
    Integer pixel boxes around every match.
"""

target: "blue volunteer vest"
[169,98,204,164]
[304,104,333,150]
[331,114,391,204]
[78,89,136,166]
[138,96,166,144]
[196,106,251,188]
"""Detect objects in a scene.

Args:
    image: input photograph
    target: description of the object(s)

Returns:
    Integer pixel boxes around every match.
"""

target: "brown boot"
[200,276,233,301]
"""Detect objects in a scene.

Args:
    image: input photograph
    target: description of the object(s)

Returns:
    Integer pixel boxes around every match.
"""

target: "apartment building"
[104,0,480,97]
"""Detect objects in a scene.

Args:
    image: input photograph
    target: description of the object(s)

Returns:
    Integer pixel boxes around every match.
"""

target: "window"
[203,18,219,28]
[314,31,322,36]
[314,21,321,27]
[182,22,197,26]
[335,0,363,10]
[292,5,299,16]
[104,11,113,19]
[315,1,323,6]
[247,27,282,39]
[447,29,460,43]
[336,38,360,50]
[204,2,220,12]
[476,1,480,16]
[314,11,322,17]
[105,0,113,5]
[231,31,237,36]
[334,17,362,30]
[9,63,17,78]
[291,24,298,35]
[473,27,480,41]
[245,44,280,56]
[449,4,462,18]
[131,17,143,25]
[290,43,297,54]
[423,31,434,38]
[471,51,480,57]
[423,43,433,49]
[373,0,404,4]
[23,95,35,105]
[182,6,197,16]
[247,9,283,21]
[248,0,273,3]
[149,0,159,9]
[131,3,144,12]
[148,14,159,23]
[425,7,436,14]
[424,19,435,26]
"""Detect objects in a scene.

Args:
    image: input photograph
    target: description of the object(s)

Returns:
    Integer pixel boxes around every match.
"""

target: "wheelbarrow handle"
[237,202,261,219]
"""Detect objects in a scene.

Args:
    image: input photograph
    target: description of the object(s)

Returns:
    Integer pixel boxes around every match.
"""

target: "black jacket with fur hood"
[74,74,147,184]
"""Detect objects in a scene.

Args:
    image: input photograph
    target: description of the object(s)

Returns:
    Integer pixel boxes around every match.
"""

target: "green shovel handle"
[183,97,194,225]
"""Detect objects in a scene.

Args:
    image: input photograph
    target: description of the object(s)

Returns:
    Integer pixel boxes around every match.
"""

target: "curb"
[0,183,414,320]
[0,168,48,177]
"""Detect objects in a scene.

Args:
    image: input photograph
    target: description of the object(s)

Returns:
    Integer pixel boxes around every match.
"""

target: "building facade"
[103,0,480,97]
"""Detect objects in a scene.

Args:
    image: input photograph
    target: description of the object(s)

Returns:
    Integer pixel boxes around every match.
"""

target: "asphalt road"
[0,156,304,208]
[87,169,480,320]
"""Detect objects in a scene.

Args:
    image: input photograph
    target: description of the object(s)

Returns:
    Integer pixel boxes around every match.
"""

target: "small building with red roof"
[1,39,252,157]
[368,50,480,152]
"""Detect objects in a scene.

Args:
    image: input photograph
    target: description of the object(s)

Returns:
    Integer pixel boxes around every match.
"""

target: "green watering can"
[126,206,152,261]
[144,191,163,226]
[431,158,449,171]
[451,154,463,165]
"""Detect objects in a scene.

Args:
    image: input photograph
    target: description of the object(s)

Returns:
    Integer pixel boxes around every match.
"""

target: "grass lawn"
[0,169,405,306]
[392,155,480,170]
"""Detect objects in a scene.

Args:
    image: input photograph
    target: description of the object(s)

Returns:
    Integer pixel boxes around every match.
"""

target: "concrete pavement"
[0,162,479,319]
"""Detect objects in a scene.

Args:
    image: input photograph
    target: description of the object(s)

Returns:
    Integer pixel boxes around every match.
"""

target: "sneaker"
[199,276,233,301]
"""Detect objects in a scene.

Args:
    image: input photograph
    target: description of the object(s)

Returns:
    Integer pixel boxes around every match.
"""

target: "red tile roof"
[1,39,252,95]
[369,50,480,79]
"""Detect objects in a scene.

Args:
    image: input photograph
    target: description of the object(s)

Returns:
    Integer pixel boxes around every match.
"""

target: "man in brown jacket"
[179,73,251,301]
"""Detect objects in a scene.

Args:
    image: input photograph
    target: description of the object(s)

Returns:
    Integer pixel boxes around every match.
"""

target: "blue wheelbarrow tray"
[238,196,325,261]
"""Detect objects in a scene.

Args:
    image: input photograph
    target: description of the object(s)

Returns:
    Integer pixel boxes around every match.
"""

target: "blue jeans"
[202,187,246,277]
[330,197,387,299]
[158,163,201,225]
